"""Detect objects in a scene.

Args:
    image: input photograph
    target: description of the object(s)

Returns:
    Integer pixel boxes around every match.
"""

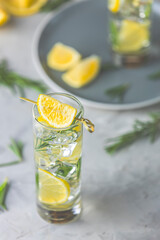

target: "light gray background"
[0,4,160,240]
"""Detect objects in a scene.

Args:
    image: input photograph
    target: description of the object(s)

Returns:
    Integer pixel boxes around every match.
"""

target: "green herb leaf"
[0,139,24,167]
[105,83,130,102]
[35,173,39,190]
[35,141,50,151]
[76,157,81,179]
[109,21,118,46]
[55,161,73,178]
[0,60,48,97]
[35,135,56,151]
[148,71,160,80]
[144,3,152,18]
[0,178,9,211]
[9,139,23,160]
[40,0,71,12]
[105,112,160,154]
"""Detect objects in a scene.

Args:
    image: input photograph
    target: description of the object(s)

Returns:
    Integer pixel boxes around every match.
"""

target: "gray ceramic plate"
[33,0,160,110]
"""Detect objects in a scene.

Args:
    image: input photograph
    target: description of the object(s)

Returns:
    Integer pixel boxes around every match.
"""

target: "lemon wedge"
[0,8,9,26]
[47,42,81,71]
[1,0,47,16]
[12,0,34,8]
[37,94,77,128]
[116,20,149,53]
[38,168,70,205]
[108,0,120,13]
[62,55,100,88]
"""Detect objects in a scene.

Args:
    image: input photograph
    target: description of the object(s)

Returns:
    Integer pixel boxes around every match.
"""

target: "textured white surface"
[0,11,160,240]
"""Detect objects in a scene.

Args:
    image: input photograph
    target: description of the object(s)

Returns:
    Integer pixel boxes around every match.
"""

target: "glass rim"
[32,92,84,131]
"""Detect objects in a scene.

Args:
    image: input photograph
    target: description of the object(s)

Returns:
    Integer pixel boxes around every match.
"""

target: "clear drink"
[32,93,84,223]
[107,0,153,64]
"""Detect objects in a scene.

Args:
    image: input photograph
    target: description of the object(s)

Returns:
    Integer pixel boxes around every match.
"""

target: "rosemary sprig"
[105,83,130,102]
[0,60,48,97]
[0,178,9,211]
[54,158,81,179]
[35,127,79,151]
[35,135,56,151]
[40,0,71,12]
[105,112,160,154]
[35,141,50,151]
[148,71,160,80]
[77,157,81,179]
[0,139,24,167]
[54,160,73,178]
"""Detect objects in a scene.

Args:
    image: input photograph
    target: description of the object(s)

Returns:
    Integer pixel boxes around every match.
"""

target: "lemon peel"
[0,8,9,26]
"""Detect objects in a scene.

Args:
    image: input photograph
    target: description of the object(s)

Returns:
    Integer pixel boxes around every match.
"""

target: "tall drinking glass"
[107,0,153,65]
[32,93,84,223]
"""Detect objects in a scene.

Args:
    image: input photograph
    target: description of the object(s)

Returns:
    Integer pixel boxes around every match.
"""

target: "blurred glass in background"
[107,0,153,65]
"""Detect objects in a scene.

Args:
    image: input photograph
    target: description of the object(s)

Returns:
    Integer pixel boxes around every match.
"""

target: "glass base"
[112,51,149,67]
[37,199,82,224]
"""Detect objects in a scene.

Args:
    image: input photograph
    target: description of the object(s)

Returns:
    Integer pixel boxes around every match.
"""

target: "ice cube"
[53,131,79,145]
[36,157,51,168]
[46,145,61,162]
[34,123,51,139]
[54,161,77,179]
[61,142,77,158]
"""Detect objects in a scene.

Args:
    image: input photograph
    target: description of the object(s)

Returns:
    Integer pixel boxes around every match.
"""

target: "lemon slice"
[47,42,81,71]
[1,0,47,16]
[0,8,9,26]
[117,20,149,52]
[62,55,100,88]
[37,94,77,128]
[38,168,70,204]
[108,0,120,13]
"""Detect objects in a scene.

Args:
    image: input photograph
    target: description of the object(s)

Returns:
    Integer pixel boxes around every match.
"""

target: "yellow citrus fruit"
[37,116,45,123]
[62,55,100,88]
[47,42,81,71]
[1,0,47,16]
[12,0,34,8]
[117,20,149,53]
[108,0,120,13]
[0,8,9,26]
[38,168,70,204]
[37,94,77,128]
